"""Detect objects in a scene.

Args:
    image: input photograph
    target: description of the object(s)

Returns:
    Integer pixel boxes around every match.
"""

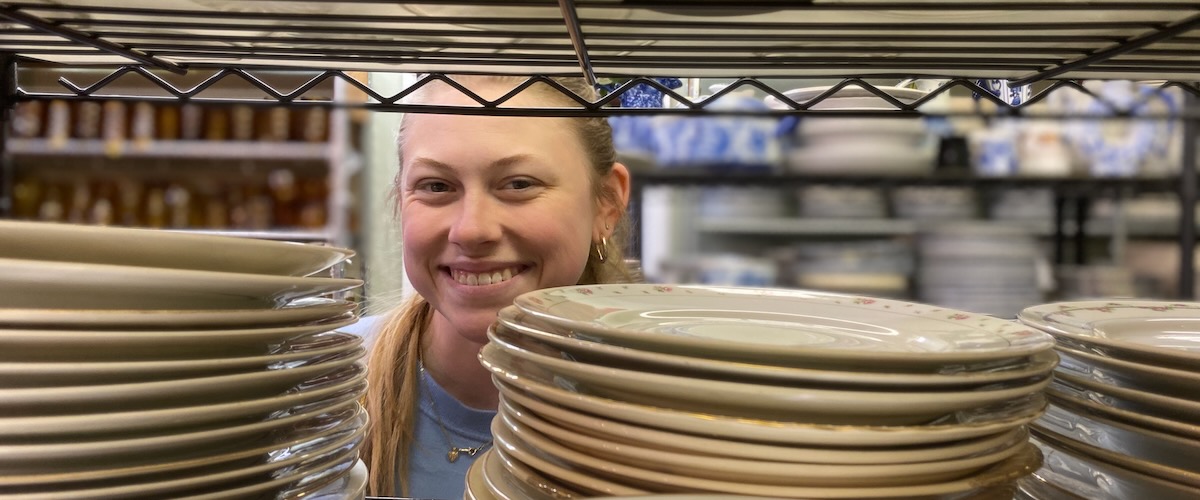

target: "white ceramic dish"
[482,444,581,500]
[493,426,645,498]
[500,400,1025,487]
[0,374,365,438]
[0,315,358,361]
[513,285,1054,368]
[0,406,365,484]
[500,389,1025,466]
[497,307,1056,389]
[0,352,363,415]
[787,141,937,176]
[0,397,361,469]
[484,334,1050,426]
[1046,389,1200,441]
[0,297,356,329]
[0,332,362,386]
[1056,345,1200,398]
[1029,435,1200,500]
[1019,301,1200,369]
[495,410,1041,499]
[764,85,927,110]
[156,436,361,500]
[1032,404,1200,485]
[1054,370,1200,423]
[490,376,1046,448]
[299,459,369,500]
[0,220,354,276]
[0,257,362,310]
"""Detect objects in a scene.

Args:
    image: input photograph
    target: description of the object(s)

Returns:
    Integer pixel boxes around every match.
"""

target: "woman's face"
[398,90,607,342]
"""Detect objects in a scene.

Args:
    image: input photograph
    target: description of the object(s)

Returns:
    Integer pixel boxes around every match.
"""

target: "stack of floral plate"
[467,284,1058,499]
[1016,300,1200,499]
[0,220,368,499]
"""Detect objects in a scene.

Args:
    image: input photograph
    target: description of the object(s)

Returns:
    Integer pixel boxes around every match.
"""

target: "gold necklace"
[423,371,492,463]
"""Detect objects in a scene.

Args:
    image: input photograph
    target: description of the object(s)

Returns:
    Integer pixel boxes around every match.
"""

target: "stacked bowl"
[0,220,368,499]
[467,284,1058,499]
[1017,300,1200,499]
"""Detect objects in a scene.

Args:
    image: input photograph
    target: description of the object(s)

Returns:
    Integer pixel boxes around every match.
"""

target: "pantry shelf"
[7,138,331,161]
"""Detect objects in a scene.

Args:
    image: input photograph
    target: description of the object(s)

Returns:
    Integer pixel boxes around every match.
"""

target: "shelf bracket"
[557,0,597,86]
[0,4,186,75]
[1011,12,1200,86]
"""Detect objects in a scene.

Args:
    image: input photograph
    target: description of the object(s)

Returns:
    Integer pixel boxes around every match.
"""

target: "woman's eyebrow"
[408,154,537,173]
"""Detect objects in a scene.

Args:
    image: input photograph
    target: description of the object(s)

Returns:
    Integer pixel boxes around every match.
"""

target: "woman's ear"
[594,162,631,239]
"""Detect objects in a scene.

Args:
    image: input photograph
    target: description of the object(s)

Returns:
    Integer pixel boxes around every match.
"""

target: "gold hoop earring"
[595,237,609,263]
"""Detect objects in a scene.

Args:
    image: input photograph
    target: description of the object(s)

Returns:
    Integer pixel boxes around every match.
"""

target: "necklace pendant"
[447,448,460,463]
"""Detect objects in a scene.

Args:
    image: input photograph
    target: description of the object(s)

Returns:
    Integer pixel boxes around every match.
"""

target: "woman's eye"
[419,181,451,193]
[507,179,535,190]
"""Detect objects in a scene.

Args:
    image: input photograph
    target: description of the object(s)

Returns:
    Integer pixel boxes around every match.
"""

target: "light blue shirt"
[340,316,496,500]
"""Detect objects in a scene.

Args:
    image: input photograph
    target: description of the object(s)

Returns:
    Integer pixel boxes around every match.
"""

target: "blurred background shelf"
[8,138,330,161]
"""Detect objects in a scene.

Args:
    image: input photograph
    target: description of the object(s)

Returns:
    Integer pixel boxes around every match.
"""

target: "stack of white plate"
[893,187,977,221]
[465,284,1058,499]
[0,221,368,500]
[766,86,938,176]
[782,240,914,298]
[795,185,887,219]
[918,223,1045,318]
[1016,300,1200,499]
[698,186,789,219]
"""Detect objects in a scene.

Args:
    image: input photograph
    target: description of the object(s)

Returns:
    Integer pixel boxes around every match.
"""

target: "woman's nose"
[447,192,502,249]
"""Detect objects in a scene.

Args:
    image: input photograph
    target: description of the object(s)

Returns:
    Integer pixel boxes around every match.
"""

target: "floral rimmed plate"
[513,285,1053,369]
[1019,300,1200,368]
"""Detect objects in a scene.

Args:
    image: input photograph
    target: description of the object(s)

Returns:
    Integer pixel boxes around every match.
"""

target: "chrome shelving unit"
[2,0,1200,295]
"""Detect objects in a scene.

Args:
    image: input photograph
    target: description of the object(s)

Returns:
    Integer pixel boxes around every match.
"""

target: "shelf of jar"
[697,217,1191,238]
[6,138,331,161]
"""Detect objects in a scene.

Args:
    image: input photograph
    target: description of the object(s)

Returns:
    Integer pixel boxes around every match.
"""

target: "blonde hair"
[362,75,633,496]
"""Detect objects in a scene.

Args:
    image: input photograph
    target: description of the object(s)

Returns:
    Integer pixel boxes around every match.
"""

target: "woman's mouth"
[447,266,527,286]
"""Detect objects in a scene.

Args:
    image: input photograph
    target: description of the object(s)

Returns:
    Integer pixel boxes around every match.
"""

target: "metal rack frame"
[2,0,1200,297]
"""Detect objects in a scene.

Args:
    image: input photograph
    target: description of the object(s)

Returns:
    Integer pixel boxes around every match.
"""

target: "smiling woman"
[355,75,635,498]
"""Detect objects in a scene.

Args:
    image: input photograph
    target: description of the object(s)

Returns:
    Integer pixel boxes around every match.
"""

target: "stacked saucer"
[468,284,1057,499]
[1017,300,1200,499]
[0,221,368,499]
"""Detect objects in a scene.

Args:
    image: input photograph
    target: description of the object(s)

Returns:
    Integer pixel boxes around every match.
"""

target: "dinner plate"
[484,335,1050,426]
[500,389,1025,465]
[0,257,362,310]
[497,307,1057,389]
[292,459,369,500]
[491,376,1046,448]
[499,400,1026,488]
[1028,436,1200,500]
[0,374,365,438]
[1053,370,1200,423]
[0,406,365,484]
[1056,346,1200,399]
[0,315,358,361]
[1032,404,1200,485]
[494,436,640,498]
[1046,389,1200,441]
[0,353,363,415]
[513,285,1053,369]
[0,332,362,386]
[1019,301,1200,369]
[0,220,354,276]
[481,443,579,500]
[0,298,357,329]
[0,421,364,499]
[0,397,362,468]
[494,415,1041,499]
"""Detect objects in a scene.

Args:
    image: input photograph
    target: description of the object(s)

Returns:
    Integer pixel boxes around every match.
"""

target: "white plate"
[493,430,645,498]
[495,411,1041,499]
[0,220,353,276]
[484,334,1050,426]
[0,257,362,310]
[498,307,1057,389]
[1,406,365,484]
[764,85,927,110]
[500,388,1025,466]
[0,398,361,469]
[0,331,362,386]
[0,315,357,361]
[297,459,370,500]
[482,445,580,500]
[0,351,363,415]
[1029,436,1200,500]
[1046,389,1200,441]
[1032,404,1200,484]
[1056,346,1200,399]
[1054,370,1200,424]
[1019,300,1200,369]
[0,298,356,329]
[787,141,937,176]
[514,285,1054,368]
[0,373,365,438]
[499,400,1026,488]
[490,375,1046,448]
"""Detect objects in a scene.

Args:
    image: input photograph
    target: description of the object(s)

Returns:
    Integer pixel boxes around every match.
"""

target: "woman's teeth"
[453,268,516,286]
